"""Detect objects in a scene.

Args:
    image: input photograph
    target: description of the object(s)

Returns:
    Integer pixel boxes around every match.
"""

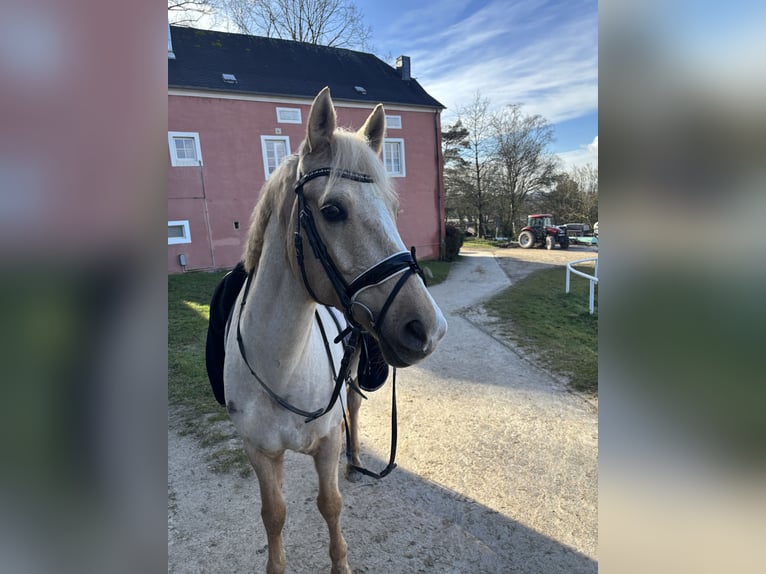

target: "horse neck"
[243,212,318,375]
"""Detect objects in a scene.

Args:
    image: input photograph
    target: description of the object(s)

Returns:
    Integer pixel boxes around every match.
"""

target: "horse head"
[290,87,447,367]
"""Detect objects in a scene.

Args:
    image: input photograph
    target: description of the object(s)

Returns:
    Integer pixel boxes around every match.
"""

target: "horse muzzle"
[381,314,447,367]
[355,286,447,368]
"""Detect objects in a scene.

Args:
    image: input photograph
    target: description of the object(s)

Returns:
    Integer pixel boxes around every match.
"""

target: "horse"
[223,87,447,574]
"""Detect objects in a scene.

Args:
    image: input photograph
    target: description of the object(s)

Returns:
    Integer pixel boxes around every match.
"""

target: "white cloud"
[557,136,599,170]
[389,0,598,125]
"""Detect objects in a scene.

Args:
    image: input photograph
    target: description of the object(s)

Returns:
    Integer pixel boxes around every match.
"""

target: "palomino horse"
[223,87,447,573]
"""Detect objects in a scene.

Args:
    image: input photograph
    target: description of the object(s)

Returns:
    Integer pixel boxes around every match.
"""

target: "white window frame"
[168,220,192,245]
[276,107,302,124]
[383,138,406,177]
[385,115,402,129]
[168,132,203,167]
[260,135,291,179]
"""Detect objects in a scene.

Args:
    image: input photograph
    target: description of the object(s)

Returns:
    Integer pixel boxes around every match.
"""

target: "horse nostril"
[403,319,428,351]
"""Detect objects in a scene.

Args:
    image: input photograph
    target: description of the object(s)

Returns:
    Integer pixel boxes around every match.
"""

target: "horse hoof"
[345,465,362,483]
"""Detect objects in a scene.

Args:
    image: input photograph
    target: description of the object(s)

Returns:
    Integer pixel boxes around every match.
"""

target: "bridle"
[293,167,425,337]
[234,166,426,478]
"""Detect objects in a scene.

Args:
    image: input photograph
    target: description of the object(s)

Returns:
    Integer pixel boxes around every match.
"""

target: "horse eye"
[320,203,346,222]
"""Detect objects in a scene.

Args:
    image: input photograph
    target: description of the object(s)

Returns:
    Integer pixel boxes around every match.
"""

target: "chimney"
[396,55,410,81]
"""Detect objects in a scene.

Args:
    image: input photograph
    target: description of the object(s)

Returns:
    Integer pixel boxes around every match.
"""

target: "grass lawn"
[420,259,450,286]
[463,236,510,249]
[168,270,252,475]
[168,270,227,413]
[484,263,598,393]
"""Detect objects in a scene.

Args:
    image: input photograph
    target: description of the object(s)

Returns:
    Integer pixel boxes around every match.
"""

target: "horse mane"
[242,154,298,272]
[242,128,398,273]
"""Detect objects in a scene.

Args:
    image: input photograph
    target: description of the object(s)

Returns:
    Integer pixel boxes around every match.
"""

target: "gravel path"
[168,245,598,573]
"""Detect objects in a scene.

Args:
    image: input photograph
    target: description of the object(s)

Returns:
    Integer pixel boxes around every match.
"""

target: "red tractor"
[518,214,569,250]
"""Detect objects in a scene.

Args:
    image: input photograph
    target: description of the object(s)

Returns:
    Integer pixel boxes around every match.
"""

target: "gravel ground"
[168,244,599,573]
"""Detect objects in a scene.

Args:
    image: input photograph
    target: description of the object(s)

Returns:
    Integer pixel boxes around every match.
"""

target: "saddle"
[205,262,388,406]
[205,262,248,405]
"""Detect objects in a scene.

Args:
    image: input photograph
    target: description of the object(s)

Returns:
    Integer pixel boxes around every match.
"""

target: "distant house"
[167,25,446,273]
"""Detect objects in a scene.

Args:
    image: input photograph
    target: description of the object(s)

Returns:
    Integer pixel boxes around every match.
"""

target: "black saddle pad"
[357,333,389,392]
[205,262,248,406]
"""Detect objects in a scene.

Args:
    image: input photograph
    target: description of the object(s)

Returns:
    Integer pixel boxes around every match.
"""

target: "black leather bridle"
[293,167,426,337]
[234,166,426,478]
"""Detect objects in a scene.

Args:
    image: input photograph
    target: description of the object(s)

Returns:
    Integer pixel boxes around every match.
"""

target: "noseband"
[293,167,426,336]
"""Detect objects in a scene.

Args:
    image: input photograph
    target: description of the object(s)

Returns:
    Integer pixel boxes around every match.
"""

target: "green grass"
[484,264,598,393]
[168,270,253,476]
[463,236,513,249]
[463,236,497,248]
[421,259,451,286]
[168,270,227,411]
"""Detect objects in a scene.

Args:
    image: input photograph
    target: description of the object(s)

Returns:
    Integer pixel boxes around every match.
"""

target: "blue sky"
[176,0,598,169]
[356,0,598,169]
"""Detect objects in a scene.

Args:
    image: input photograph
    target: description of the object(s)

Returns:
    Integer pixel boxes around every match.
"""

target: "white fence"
[566,257,599,314]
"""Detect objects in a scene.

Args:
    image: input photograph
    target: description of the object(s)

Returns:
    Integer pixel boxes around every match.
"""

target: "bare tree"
[571,163,598,195]
[539,173,586,223]
[570,163,599,225]
[492,104,558,236]
[457,93,495,237]
[168,0,216,26]
[219,0,372,49]
[532,164,599,227]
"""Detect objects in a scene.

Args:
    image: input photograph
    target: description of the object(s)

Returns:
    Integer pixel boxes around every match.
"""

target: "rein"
[235,166,426,478]
[235,270,355,422]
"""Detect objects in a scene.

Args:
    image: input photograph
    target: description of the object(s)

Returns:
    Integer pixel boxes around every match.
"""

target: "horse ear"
[358,104,386,154]
[306,87,336,154]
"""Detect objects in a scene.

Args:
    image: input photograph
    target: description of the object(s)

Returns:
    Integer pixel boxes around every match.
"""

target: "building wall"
[168,93,443,273]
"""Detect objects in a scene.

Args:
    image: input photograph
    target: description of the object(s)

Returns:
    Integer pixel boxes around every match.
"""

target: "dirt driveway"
[168,244,598,573]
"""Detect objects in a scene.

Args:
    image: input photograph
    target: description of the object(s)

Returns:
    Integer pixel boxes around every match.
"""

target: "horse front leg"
[345,381,363,481]
[313,425,351,574]
[245,444,287,574]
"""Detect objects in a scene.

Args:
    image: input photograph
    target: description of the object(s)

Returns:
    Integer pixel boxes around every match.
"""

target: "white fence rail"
[566,257,599,314]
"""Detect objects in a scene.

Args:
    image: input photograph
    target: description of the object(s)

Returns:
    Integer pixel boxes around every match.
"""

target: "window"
[168,220,191,245]
[260,136,291,178]
[276,107,302,124]
[168,132,202,167]
[383,138,406,177]
[385,115,402,129]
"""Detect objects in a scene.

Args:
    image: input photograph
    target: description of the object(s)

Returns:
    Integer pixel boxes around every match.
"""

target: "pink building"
[168,26,445,273]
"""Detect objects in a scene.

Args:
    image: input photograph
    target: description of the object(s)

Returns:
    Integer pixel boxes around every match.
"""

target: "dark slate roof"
[168,26,444,109]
